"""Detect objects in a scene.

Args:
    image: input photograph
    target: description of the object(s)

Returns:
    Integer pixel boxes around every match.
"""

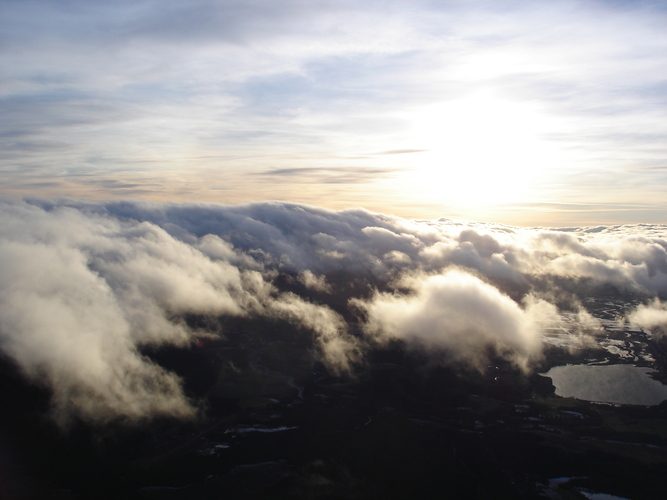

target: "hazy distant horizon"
[6,193,667,229]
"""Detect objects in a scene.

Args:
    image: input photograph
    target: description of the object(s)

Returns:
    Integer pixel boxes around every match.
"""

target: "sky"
[1,0,667,226]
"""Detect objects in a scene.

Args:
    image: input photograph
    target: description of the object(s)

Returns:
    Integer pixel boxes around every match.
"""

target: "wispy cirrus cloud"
[1,1,666,223]
[372,149,428,155]
[254,166,401,184]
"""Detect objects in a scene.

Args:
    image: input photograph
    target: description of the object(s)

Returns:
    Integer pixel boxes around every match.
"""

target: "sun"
[404,90,566,209]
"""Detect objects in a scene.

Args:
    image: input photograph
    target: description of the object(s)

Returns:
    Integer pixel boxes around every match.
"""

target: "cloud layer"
[1,198,666,423]
[0,199,356,425]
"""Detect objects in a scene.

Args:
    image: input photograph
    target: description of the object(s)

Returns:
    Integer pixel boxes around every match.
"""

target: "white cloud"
[627,300,667,335]
[266,291,359,374]
[2,198,666,423]
[298,270,332,293]
[0,199,354,424]
[353,269,557,372]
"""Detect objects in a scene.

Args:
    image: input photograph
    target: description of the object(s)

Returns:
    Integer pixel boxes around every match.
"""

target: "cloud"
[265,291,359,373]
[627,300,667,335]
[25,198,667,296]
[2,197,667,424]
[254,167,399,184]
[0,199,354,425]
[0,219,196,426]
[353,270,557,372]
[298,270,332,293]
[372,149,428,155]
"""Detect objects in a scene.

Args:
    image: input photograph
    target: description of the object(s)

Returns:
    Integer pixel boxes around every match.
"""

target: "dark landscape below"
[2,291,667,500]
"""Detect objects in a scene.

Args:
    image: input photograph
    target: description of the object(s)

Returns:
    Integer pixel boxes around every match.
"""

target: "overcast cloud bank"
[1,198,666,424]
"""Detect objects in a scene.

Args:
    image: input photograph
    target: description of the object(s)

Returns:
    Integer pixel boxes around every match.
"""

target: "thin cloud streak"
[254,167,400,184]
[372,149,428,155]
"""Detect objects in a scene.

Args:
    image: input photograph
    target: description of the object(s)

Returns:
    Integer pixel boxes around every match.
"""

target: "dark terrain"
[2,287,667,500]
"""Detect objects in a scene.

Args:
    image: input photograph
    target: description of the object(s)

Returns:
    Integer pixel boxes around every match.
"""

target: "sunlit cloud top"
[1,0,666,225]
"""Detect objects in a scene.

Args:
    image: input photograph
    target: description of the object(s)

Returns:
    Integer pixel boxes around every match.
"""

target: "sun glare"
[406,90,564,208]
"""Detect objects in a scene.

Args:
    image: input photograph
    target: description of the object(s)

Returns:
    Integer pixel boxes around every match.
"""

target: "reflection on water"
[544,364,667,406]
[580,492,630,500]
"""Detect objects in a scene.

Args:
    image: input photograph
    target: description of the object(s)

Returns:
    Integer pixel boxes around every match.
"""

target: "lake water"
[543,364,667,406]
